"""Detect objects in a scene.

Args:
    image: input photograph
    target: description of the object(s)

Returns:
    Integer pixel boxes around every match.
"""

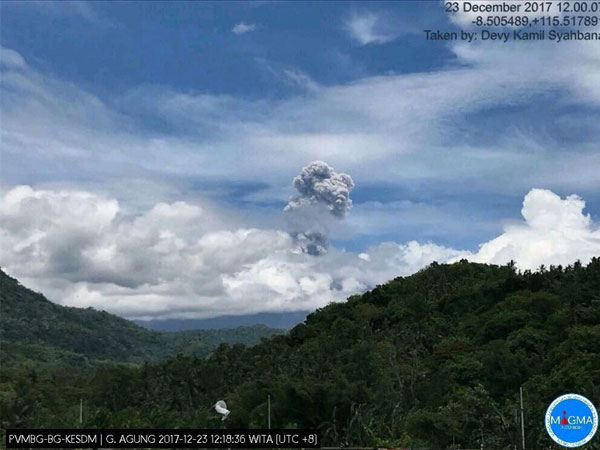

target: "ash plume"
[284,161,354,255]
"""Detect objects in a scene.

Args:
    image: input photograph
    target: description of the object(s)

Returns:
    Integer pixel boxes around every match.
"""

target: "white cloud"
[1,43,599,201]
[1,186,598,320]
[344,12,397,45]
[282,69,319,92]
[0,47,27,70]
[467,189,600,269]
[232,22,257,35]
[0,41,598,300]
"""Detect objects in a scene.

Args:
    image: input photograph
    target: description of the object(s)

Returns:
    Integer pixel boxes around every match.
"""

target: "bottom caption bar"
[5,429,321,449]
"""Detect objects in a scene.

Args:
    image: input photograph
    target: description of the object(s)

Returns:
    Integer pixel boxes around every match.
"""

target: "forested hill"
[2,260,600,449]
[0,269,282,366]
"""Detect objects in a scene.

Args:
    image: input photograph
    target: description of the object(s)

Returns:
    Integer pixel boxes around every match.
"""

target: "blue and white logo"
[545,393,598,447]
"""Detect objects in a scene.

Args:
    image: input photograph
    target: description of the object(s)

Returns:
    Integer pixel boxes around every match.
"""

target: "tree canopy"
[1,260,599,449]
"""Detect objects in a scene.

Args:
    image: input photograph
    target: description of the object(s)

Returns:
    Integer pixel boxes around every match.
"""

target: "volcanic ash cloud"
[284,161,355,255]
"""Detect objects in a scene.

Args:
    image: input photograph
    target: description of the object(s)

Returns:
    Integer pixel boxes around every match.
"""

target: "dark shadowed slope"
[0,269,282,367]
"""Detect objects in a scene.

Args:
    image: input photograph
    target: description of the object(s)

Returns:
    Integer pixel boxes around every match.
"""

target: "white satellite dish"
[214,400,230,421]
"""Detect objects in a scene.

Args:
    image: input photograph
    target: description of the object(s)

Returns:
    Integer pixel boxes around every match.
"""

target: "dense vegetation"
[0,269,282,368]
[2,260,599,449]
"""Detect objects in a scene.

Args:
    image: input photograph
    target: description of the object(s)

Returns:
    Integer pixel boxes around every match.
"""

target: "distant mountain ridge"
[0,269,283,367]
[136,311,310,331]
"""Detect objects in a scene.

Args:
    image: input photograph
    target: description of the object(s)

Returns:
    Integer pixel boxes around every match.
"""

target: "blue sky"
[1,2,450,98]
[1,1,599,320]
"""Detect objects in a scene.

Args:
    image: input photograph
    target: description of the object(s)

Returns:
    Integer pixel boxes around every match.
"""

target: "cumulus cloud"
[344,12,397,45]
[284,161,354,255]
[1,185,599,321]
[232,22,257,35]
[467,189,600,268]
[1,44,599,321]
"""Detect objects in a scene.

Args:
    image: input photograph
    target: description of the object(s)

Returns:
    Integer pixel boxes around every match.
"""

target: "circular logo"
[545,393,598,447]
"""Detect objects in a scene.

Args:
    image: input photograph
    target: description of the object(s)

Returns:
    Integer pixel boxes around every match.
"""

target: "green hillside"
[2,260,599,449]
[0,269,282,368]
